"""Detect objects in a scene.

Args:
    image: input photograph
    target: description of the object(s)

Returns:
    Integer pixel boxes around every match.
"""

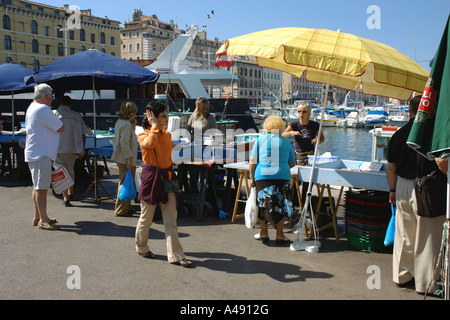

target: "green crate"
[345,228,386,251]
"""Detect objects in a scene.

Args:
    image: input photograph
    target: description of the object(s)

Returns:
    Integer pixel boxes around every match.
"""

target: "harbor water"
[319,127,374,161]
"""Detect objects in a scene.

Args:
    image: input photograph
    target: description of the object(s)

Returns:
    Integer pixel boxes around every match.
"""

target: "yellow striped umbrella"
[217,27,429,101]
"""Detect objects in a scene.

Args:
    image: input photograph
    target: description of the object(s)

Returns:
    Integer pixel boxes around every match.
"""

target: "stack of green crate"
[344,190,391,251]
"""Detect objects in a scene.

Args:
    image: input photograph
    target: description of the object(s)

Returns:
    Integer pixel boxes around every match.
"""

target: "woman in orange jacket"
[135,101,192,267]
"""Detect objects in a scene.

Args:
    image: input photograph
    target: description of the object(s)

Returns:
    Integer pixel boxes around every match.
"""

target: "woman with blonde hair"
[112,101,138,216]
[249,115,296,246]
[186,97,217,136]
[282,102,324,205]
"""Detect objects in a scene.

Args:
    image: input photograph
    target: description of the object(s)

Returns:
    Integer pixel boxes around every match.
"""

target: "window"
[110,37,115,46]
[129,44,133,52]
[57,25,63,38]
[4,35,11,50]
[81,45,86,52]
[45,26,49,37]
[80,29,85,41]
[136,43,140,51]
[3,15,11,30]
[100,32,105,44]
[58,43,64,56]
[31,20,38,34]
[70,47,75,55]
[69,30,74,40]
[33,60,40,71]
[90,34,95,43]
[32,39,39,53]
[46,44,50,55]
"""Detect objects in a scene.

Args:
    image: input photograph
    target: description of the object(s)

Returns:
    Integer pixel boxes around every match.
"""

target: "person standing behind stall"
[54,96,88,207]
[282,102,324,204]
[112,101,138,217]
[135,101,192,267]
[186,97,218,138]
[25,84,64,230]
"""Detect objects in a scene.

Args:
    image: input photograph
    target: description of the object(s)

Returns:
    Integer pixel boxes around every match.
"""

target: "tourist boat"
[388,107,409,127]
[362,108,389,128]
[336,111,364,128]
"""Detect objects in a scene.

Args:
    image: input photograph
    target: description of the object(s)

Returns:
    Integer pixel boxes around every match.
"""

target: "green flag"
[407,14,450,160]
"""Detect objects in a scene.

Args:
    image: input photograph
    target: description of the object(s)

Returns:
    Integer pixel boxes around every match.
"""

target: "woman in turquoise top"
[249,116,296,246]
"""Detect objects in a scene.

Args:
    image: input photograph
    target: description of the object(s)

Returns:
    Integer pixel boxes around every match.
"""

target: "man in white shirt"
[54,96,88,207]
[25,84,64,230]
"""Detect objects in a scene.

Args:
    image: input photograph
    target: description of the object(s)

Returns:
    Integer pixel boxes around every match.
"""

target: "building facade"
[0,0,120,71]
[121,10,221,69]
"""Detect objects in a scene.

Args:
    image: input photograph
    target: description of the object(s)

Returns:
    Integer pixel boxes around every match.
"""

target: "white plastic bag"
[51,165,74,195]
[245,187,258,229]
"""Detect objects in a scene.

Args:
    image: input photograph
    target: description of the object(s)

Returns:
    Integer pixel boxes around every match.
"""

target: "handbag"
[51,165,74,195]
[384,204,396,246]
[118,169,137,201]
[414,170,446,218]
[153,149,180,193]
[245,187,258,229]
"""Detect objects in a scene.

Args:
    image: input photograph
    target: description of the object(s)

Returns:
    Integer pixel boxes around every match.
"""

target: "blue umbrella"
[0,63,35,94]
[26,49,159,90]
[26,49,159,140]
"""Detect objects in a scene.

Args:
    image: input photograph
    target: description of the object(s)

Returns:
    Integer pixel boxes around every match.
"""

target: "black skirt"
[255,179,294,225]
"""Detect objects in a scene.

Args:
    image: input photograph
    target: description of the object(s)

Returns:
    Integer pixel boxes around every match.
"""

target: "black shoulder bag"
[414,170,446,218]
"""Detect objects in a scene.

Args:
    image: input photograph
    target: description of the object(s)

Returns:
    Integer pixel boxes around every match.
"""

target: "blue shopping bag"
[384,204,396,246]
[118,169,136,201]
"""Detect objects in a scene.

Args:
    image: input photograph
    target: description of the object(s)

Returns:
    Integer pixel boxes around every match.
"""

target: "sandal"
[38,221,60,230]
[171,258,193,268]
[138,251,156,259]
[33,218,57,226]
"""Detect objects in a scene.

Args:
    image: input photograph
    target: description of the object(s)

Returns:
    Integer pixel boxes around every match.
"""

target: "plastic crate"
[345,228,386,251]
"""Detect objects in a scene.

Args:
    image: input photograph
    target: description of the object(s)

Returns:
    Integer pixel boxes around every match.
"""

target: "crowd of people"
[22,83,448,287]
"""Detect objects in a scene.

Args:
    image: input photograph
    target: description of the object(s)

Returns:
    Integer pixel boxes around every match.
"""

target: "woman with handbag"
[135,101,192,267]
[250,116,296,246]
[112,101,138,216]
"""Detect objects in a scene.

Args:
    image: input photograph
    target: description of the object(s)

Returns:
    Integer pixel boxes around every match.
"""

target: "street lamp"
[56,19,74,56]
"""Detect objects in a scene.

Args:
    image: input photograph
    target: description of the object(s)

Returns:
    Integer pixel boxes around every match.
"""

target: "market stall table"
[297,159,390,244]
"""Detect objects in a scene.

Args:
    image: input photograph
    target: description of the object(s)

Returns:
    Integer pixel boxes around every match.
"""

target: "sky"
[41,0,450,72]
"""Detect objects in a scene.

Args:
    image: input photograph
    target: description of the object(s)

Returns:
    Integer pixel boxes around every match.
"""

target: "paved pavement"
[0,162,440,302]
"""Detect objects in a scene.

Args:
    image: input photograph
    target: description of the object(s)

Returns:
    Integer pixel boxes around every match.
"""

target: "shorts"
[28,157,52,190]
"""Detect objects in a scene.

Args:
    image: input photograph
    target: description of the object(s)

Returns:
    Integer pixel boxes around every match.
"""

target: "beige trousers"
[114,163,136,216]
[393,176,445,293]
[135,193,185,263]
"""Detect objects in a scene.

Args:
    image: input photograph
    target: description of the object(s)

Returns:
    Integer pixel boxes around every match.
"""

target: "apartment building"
[121,9,220,68]
[0,0,120,70]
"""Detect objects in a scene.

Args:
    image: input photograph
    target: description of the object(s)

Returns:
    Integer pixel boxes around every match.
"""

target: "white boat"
[388,107,409,127]
[362,108,389,128]
[336,111,364,128]
[314,111,339,127]
[146,25,238,99]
